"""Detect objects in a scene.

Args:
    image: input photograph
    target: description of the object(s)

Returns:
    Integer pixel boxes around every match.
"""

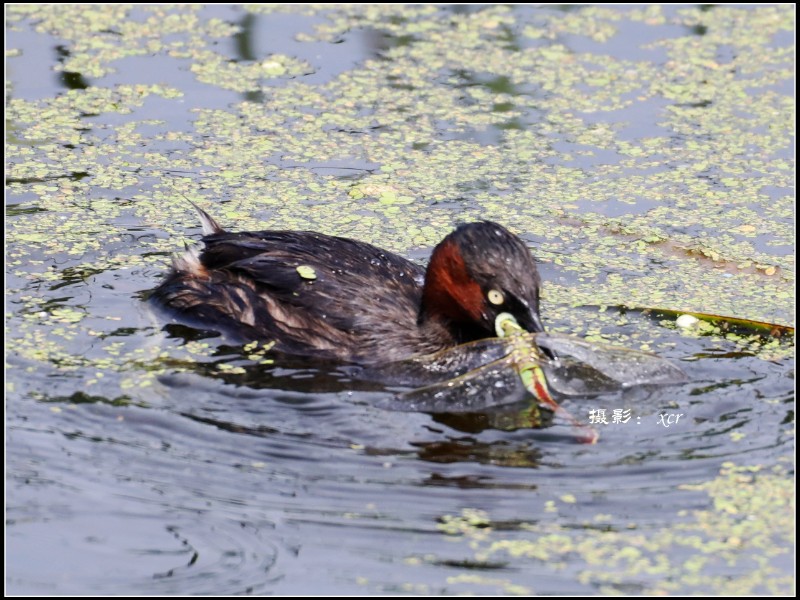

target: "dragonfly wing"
[534,333,688,395]
[379,357,530,413]
[360,338,513,387]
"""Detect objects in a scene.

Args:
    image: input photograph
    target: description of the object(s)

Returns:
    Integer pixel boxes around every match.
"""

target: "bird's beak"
[516,305,546,334]
[519,306,558,361]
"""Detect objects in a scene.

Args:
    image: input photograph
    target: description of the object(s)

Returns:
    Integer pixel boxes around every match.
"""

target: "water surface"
[6,4,794,595]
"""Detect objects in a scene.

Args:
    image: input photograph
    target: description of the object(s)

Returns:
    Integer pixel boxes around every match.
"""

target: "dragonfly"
[369,313,687,443]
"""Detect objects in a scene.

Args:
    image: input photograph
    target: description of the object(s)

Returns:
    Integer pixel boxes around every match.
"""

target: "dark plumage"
[150,208,547,364]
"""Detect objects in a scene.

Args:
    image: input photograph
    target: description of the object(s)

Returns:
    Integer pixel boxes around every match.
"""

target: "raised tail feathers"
[186,199,225,235]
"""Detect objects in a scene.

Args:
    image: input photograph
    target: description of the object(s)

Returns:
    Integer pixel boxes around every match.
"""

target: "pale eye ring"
[487,289,505,305]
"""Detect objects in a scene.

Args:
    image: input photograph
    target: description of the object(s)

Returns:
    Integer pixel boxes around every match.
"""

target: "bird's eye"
[487,289,505,305]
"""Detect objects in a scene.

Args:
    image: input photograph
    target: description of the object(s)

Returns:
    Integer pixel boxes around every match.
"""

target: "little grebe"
[151,206,548,364]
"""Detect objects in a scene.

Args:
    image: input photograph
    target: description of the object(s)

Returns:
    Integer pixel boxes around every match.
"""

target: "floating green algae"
[433,460,794,595]
[296,264,317,280]
[5,5,794,596]
[6,2,794,400]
